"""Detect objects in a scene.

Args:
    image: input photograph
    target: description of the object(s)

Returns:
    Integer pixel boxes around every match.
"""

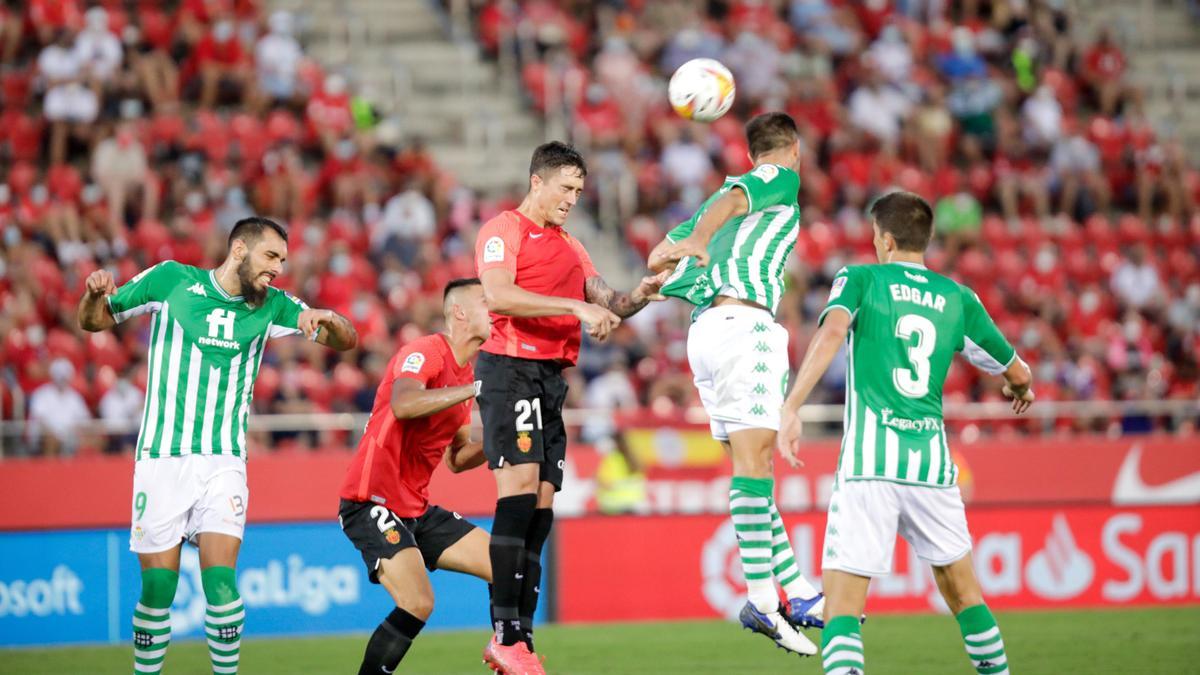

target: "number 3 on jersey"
[893,314,936,398]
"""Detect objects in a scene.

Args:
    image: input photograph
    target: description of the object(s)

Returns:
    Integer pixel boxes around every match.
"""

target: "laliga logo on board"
[171,548,361,635]
[700,521,746,620]
[1024,514,1094,600]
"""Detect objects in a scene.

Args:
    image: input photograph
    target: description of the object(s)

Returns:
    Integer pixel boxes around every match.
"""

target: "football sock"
[821,615,865,675]
[490,494,536,646]
[201,566,244,675]
[132,568,178,675]
[358,607,425,675]
[957,604,1009,674]
[768,496,820,600]
[519,507,554,651]
[729,476,779,612]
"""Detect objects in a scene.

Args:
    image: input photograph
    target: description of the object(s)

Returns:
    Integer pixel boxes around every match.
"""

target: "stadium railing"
[1,399,1196,458]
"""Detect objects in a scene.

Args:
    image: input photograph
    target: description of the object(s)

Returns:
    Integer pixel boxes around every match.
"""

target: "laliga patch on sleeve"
[401,352,426,373]
[482,236,505,263]
[828,275,848,300]
[283,289,309,309]
[751,163,779,183]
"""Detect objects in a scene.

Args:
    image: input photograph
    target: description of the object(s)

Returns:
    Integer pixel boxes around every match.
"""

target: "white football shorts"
[687,303,790,440]
[821,478,972,577]
[130,454,248,554]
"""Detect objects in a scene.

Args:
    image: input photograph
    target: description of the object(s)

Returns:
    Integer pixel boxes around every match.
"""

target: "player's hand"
[574,302,620,341]
[297,308,336,341]
[1002,384,1035,415]
[85,270,117,297]
[654,236,710,268]
[631,270,671,303]
[776,407,805,469]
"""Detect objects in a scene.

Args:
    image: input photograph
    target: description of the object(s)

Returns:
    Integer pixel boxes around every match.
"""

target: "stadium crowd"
[1,0,1197,456]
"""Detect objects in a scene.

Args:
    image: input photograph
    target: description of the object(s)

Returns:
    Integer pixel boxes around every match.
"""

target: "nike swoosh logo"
[381,667,395,673]
[1112,444,1200,504]
[530,232,544,239]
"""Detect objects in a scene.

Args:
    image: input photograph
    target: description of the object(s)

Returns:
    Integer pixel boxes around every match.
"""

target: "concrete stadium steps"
[275,0,543,194]
[1072,0,1200,154]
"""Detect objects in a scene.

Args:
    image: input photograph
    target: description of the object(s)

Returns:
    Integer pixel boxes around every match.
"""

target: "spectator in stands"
[99,372,143,455]
[1111,244,1164,310]
[789,0,861,57]
[937,26,988,81]
[39,28,99,164]
[723,31,781,103]
[1022,85,1063,149]
[73,7,123,90]
[127,2,180,110]
[91,120,150,241]
[1051,121,1110,218]
[661,126,714,205]
[934,188,983,256]
[193,13,254,108]
[1081,27,1127,116]
[28,0,83,46]
[255,10,304,109]
[28,358,91,457]
[846,60,910,146]
[867,22,913,89]
[375,182,437,266]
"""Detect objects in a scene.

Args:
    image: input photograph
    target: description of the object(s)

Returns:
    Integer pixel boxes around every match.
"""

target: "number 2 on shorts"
[134,491,147,520]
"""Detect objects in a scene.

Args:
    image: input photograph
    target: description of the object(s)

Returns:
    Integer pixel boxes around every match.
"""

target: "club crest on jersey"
[829,275,848,300]
[384,528,401,545]
[187,283,207,297]
[401,352,425,373]
[516,432,533,453]
[483,236,505,263]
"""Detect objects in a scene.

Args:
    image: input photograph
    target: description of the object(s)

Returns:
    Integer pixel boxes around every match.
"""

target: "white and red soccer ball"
[668,58,736,123]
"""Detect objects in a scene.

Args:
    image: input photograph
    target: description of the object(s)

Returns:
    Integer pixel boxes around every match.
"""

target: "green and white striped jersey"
[821,263,1017,487]
[660,163,801,319]
[107,261,308,460]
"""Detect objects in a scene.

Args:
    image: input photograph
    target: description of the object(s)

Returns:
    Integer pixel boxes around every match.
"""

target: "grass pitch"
[3,606,1197,674]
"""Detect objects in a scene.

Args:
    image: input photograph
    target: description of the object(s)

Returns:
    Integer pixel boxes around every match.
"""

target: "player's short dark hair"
[529,141,587,178]
[228,217,288,250]
[870,191,934,252]
[746,112,799,159]
[443,278,481,302]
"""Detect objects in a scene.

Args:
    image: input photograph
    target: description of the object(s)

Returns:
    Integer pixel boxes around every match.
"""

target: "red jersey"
[475,209,598,365]
[339,334,474,517]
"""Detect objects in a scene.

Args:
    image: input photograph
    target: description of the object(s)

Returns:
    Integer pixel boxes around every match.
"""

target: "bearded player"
[778,192,1034,675]
[649,112,824,655]
[338,278,494,674]
[78,217,357,675]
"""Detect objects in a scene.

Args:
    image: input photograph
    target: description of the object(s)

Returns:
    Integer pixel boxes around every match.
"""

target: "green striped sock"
[821,615,864,674]
[957,604,1009,674]
[202,566,244,675]
[767,496,819,600]
[729,476,778,612]
[132,568,177,675]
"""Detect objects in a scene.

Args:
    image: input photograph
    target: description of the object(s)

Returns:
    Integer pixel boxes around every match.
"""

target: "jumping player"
[78,217,357,675]
[778,191,1034,675]
[338,278,494,674]
[650,112,824,655]
[474,141,668,673]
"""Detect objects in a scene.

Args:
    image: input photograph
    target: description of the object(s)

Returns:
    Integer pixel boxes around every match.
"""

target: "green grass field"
[4,607,1198,674]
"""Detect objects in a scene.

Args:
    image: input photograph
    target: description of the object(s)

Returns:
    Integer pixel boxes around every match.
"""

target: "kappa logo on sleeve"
[482,236,505,263]
[828,275,848,300]
[401,352,426,373]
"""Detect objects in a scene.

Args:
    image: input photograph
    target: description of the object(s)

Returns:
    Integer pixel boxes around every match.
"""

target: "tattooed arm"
[584,271,670,319]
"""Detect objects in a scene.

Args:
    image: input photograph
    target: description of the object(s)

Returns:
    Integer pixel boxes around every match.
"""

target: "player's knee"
[200,566,240,605]
[139,568,180,606]
[403,590,434,620]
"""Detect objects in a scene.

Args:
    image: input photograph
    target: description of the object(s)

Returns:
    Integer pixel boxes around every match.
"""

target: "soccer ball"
[668,58,736,123]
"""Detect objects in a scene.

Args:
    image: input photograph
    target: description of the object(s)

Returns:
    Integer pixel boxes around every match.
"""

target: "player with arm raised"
[77,217,357,675]
[475,141,667,673]
[648,112,823,656]
[338,279,494,674]
[777,192,1034,675]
